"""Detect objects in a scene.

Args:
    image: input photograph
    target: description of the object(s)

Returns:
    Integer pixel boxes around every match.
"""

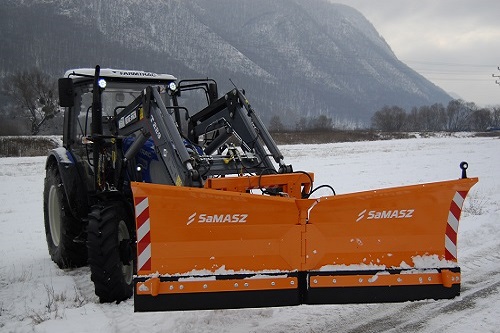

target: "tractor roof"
[64,68,177,82]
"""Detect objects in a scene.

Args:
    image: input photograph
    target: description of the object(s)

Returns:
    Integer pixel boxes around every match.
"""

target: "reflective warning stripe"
[135,197,151,272]
[445,191,467,261]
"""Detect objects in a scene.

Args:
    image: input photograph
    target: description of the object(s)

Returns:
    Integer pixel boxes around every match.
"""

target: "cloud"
[331,0,500,105]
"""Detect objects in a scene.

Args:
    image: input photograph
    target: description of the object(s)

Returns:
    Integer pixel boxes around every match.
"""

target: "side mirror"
[58,78,74,107]
[208,83,218,104]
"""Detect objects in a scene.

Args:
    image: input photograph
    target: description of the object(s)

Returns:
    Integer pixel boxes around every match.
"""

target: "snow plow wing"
[132,174,477,312]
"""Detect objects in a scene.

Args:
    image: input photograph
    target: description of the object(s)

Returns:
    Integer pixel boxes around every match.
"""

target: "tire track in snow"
[66,266,98,304]
[69,266,186,332]
[338,232,500,333]
[253,218,500,333]
[68,267,140,331]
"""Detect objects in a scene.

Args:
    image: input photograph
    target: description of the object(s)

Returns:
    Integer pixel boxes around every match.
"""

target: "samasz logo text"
[356,209,414,222]
[187,213,248,225]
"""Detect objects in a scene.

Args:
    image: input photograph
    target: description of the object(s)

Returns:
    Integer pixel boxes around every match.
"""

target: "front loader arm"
[188,89,292,174]
[233,88,290,172]
[114,86,200,187]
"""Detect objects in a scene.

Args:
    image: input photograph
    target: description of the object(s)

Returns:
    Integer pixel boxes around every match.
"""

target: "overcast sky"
[332,0,500,107]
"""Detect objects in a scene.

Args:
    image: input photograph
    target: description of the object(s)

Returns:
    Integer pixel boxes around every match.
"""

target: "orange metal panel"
[132,182,303,276]
[304,178,478,270]
[136,276,298,296]
[132,177,477,278]
[309,270,460,288]
[204,173,314,199]
[132,176,477,310]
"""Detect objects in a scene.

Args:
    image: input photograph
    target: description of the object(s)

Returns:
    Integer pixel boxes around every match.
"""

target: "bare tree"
[491,107,500,128]
[2,68,59,134]
[469,108,492,131]
[371,105,407,132]
[446,99,474,132]
[405,106,421,131]
[0,116,29,135]
[308,114,333,131]
[295,117,308,131]
[428,103,447,131]
[269,115,285,132]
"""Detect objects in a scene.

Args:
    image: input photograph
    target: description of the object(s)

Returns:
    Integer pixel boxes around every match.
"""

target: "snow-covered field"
[0,136,498,333]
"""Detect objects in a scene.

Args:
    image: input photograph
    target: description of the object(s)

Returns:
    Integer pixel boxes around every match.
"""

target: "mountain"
[0,0,451,127]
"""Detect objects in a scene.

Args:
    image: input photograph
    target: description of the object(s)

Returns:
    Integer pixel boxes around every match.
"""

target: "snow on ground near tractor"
[0,136,499,333]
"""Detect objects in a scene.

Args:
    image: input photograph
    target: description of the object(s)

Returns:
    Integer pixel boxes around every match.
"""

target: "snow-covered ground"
[0,136,498,333]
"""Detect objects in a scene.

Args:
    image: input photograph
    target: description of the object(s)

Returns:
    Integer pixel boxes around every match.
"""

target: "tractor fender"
[45,147,89,219]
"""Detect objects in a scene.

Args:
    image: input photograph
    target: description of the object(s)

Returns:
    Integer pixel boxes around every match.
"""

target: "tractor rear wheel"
[43,166,87,268]
[87,200,135,303]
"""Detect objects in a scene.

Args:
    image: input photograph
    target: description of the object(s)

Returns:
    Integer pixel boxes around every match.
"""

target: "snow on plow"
[132,172,477,312]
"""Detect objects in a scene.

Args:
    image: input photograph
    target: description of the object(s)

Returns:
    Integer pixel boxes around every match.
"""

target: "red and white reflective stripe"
[135,197,151,271]
[445,191,468,260]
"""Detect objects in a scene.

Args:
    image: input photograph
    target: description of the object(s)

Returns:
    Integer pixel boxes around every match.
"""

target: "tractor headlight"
[98,78,107,89]
[168,82,177,92]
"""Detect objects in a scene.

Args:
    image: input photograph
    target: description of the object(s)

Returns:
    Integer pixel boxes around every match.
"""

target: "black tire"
[87,201,135,303]
[43,166,87,268]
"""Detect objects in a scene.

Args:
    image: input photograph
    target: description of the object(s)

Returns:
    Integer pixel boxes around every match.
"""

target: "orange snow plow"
[132,172,477,312]
[47,68,479,308]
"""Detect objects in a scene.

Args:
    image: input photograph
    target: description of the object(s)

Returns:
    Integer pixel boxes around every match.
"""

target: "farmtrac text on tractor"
[44,65,478,312]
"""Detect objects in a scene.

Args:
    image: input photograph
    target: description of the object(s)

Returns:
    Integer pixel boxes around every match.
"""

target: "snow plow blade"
[131,174,477,312]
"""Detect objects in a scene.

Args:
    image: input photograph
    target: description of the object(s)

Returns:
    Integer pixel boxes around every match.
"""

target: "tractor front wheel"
[87,201,135,303]
[43,166,87,268]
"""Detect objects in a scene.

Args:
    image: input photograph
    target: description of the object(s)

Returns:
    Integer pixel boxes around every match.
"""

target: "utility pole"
[493,66,500,86]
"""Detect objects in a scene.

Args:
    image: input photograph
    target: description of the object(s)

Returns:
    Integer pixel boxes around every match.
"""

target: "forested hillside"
[1,0,451,127]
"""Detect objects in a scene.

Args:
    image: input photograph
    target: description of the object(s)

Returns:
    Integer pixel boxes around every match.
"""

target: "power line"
[400,61,500,87]
[418,71,489,75]
[425,77,494,82]
[403,60,497,68]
